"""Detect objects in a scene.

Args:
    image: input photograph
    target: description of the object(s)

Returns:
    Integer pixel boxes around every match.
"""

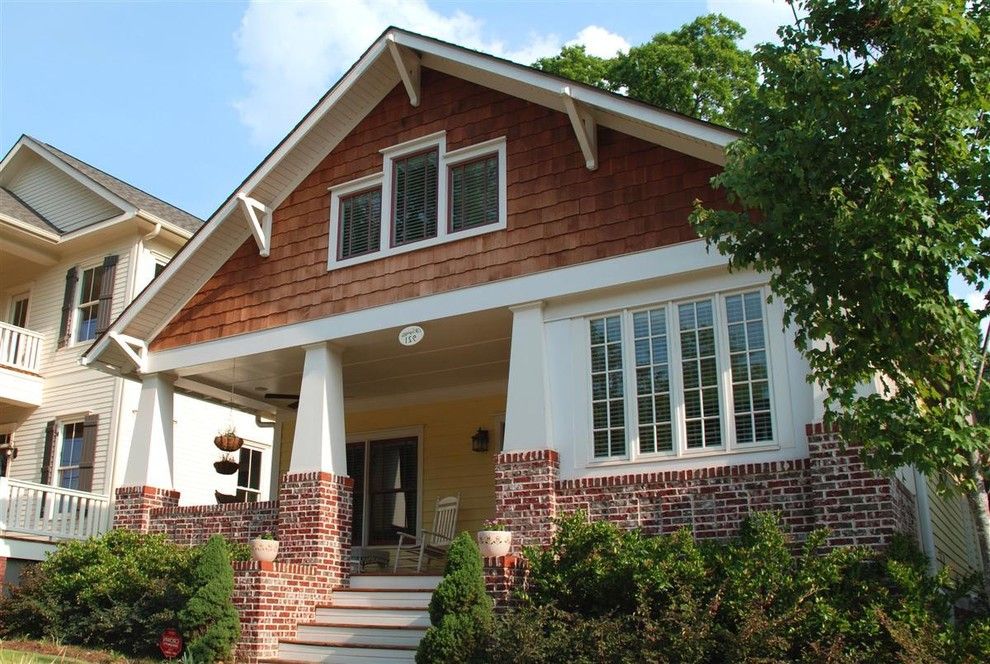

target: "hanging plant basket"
[214,434,244,452]
[214,490,241,505]
[214,458,239,475]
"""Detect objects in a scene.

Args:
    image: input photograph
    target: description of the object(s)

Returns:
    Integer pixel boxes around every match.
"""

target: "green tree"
[178,535,241,663]
[533,14,757,126]
[690,0,990,592]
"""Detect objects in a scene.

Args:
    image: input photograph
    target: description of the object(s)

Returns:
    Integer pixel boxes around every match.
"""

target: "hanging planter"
[214,427,244,452]
[214,454,239,475]
[215,490,241,505]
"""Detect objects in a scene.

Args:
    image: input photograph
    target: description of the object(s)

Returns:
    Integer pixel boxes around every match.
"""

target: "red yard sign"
[159,627,183,659]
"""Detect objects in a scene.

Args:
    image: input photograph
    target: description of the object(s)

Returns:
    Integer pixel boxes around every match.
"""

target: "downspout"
[143,222,162,244]
[255,413,278,502]
[913,467,939,575]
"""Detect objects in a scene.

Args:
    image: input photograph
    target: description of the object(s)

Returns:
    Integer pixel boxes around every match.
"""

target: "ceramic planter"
[477,530,512,558]
[250,538,279,563]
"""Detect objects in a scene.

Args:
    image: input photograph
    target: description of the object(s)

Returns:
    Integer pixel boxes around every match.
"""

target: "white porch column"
[503,302,553,451]
[289,342,347,474]
[123,373,175,488]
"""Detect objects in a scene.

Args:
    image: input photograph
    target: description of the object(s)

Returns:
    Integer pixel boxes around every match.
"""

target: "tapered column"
[289,342,347,474]
[123,373,175,488]
[503,302,553,451]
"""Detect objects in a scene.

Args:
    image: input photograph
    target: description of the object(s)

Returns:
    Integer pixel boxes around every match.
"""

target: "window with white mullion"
[589,314,626,459]
[677,299,723,449]
[632,307,674,455]
[725,291,774,444]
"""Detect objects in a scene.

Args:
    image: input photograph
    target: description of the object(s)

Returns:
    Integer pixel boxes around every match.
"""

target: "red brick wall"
[113,486,180,532]
[153,69,728,350]
[494,449,559,551]
[277,471,353,580]
[232,560,332,663]
[147,501,278,546]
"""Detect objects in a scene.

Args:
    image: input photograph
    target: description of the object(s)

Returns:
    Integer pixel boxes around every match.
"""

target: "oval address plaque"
[399,325,425,346]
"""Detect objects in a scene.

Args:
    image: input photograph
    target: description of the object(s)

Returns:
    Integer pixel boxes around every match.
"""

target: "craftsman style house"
[0,137,273,583]
[82,29,981,662]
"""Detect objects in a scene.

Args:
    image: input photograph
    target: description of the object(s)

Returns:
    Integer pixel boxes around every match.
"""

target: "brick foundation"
[0,556,7,586]
[232,560,332,663]
[494,449,559,551]
[484,555,529,609]
[113,486,180,532]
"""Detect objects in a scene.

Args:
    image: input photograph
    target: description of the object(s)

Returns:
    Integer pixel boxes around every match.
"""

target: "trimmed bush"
[416,532,493,664]
[179,535,241,663]
[488,512,990,663]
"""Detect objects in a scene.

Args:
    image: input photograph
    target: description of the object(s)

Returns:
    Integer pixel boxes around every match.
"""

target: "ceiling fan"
[264,393,299,409]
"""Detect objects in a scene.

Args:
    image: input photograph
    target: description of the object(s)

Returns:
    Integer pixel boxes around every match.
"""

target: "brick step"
[276,640,416,662]
[296,622,427,647]
[331,589,434,608]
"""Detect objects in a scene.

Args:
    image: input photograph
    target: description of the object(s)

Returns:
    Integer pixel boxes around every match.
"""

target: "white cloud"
[233,0,627,146]
[566,25,630,58]
[706,0,797,48]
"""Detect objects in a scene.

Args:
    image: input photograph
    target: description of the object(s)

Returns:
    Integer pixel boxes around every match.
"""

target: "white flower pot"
[477,530,512,558]
[250,538,279,563]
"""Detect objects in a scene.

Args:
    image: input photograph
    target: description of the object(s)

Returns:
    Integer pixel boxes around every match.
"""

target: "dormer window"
[328,132,506,269]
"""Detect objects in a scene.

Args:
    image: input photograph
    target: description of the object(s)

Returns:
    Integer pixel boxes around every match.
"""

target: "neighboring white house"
[0,136,274,582]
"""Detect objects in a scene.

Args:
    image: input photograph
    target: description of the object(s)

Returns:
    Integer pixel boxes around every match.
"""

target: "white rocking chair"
[394,495,460,572]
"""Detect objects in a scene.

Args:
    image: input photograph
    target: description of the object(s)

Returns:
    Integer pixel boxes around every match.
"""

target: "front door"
[346,436,419,548]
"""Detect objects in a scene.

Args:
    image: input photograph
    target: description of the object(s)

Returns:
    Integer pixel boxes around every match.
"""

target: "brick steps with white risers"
[263,574,440,663]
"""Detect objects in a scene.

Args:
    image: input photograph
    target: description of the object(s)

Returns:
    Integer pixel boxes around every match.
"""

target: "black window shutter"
[95,255,118,336]
[57,267,79,349]
[77,414,99,492]
[41,419,57,484]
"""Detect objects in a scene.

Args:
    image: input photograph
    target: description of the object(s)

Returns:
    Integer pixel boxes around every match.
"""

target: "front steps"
[269,574,441,663]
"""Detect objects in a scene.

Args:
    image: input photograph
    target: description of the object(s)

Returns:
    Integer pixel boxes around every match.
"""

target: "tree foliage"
[178,534,241,663]
[416,532,493,664]
[533,14,757,125]
[690,0,990,578]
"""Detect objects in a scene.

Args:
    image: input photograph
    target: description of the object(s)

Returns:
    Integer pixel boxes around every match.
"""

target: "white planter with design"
[477,530,512,558]
[250,538,279,563]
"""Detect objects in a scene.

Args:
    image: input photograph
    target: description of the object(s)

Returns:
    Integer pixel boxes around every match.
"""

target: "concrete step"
[296,623,427,648]
[332,589,433,608]
[349,574,442,591]
[277,640,416,662]
[314,606,430,627]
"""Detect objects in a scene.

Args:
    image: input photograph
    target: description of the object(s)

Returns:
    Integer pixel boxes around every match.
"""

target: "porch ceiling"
[173,307,513,410]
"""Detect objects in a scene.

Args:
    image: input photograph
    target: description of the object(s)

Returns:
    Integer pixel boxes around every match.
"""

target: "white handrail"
[0,322,44,374]
[1,477,111,540]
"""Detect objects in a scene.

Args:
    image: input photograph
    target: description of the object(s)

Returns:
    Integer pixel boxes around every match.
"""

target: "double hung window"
[76,265,104,342]
[588,289,776,462]
[329,133,506,268]
[58,422,84,489]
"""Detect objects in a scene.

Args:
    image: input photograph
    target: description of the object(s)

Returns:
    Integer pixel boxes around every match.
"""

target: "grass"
[0,650,86,664]
[0,641,158,664]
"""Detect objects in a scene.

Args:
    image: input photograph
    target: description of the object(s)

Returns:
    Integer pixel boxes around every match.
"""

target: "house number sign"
[399,325,425,346]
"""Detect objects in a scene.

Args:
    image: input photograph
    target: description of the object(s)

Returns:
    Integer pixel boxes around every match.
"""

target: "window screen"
[450,154,499,232]
[339,188,382,259]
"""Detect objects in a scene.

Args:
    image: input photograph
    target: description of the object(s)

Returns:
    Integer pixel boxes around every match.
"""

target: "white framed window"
[57,421,85,489]
[585,287,778,464]
[327,132,507,270]
[236,447,263,502]
[8,291,29,327]
[75,264,104,343]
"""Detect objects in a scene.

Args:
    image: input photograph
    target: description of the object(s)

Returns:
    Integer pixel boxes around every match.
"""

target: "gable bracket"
[561,87,598,171]
[387,33,421,107]
[236,193,273,257]
[109,333,148,372]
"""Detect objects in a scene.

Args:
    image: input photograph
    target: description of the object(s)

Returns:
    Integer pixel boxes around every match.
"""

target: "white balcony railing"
[0,322,43,374]
[0,477,112,540]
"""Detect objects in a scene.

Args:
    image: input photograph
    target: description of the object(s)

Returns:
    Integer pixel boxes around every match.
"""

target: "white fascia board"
[0,213,61,242]
[146,240,730,373]
[18,138,138,216]
[390,31,739,154]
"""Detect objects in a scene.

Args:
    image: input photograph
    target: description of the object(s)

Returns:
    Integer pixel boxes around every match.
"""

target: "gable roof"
[0,135,203,236]
[83,27,741,374]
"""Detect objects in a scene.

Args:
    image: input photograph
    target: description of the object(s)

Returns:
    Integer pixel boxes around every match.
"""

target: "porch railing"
[0,322,43,374]
[0,477,112,540]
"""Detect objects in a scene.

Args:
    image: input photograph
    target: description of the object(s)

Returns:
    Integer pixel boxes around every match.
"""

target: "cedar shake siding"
[152,70,728,350]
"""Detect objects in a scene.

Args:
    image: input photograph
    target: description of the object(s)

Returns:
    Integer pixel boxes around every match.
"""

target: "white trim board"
[147,240,732,373]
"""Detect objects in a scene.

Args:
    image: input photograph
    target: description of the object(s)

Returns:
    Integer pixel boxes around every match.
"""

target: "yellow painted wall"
[278,393,504,541]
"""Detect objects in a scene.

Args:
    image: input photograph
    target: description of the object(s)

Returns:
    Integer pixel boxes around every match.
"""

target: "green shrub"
[416,532,493,664]
[488,512,990,663]
[178,535,241,663]
[0,530,247,659]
